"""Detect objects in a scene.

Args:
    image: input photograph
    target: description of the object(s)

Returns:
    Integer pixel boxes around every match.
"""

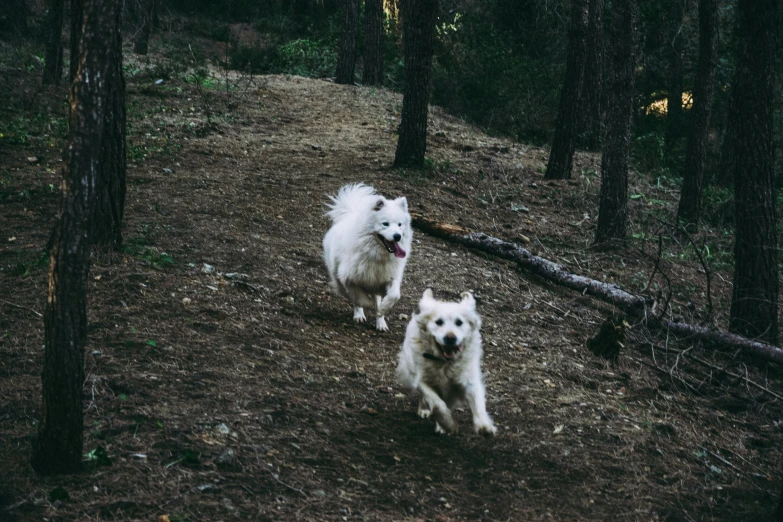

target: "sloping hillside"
[1,46,782,520]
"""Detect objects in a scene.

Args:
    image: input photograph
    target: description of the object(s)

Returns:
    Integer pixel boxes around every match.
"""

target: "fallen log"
[412,215,783,365]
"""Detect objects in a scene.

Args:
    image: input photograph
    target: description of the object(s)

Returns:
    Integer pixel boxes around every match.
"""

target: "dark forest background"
[3,0,782,228]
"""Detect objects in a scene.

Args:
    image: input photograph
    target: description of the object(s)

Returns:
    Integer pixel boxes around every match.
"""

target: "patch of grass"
[0,113,68,147]
[124,232,174,270]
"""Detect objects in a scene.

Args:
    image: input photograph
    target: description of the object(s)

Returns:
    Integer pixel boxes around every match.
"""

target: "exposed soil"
[2,34,783,521]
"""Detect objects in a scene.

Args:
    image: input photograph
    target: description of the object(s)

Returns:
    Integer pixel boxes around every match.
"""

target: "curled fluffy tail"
[325,183,377,223]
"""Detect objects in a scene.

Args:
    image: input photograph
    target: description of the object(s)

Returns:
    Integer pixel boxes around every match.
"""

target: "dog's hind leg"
[465,381,496,436]
[418,383,456,434]
[343,284,369,323]
[374,295,388,331]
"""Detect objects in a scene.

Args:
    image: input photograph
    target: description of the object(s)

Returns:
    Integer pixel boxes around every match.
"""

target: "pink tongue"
[393,243,406,259]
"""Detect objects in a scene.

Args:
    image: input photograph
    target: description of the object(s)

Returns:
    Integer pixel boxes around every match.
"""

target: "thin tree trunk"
[31,0,117,475]
[728,0,778,345]
[70,0,84,86]
[335,0,359,84]
[595,0,637,246]
[579,0,605,151]
[42,0,66,86]
[393,0,438,169]
[93,0,126,248]
[715,118,735,187]
[545,0,589,180]
[133,0,154,55]
[362,0,384,85]
[8,0,27,35]
[676,0,718,228]
[151,0,160,30]
[664,0,684,156]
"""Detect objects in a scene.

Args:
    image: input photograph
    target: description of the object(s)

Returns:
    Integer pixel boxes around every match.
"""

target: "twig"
[641,231,663,294]
[264,467,308,497]
[700,446,742,473]
[630,357,701,396]
[656,218,713,320]
[688,355,783,401]
[1,300,43,317]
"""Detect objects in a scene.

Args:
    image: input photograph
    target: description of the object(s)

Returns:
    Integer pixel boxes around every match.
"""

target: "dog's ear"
[419,288,435,312]
[373,198,385,211]
[460,291,476,310]
[396,197,408,212]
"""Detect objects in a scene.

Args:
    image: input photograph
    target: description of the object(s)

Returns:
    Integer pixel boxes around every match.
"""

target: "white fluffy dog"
[323,183,412,332]
[396,289,496,435]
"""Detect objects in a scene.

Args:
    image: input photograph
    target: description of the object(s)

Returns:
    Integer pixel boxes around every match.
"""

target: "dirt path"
[1,71,782,521]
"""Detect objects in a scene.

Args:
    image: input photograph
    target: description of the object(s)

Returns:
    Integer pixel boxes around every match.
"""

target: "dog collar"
[423,353,448,362]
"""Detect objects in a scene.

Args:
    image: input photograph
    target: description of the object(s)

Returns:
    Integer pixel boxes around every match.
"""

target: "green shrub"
[229,38,337,78]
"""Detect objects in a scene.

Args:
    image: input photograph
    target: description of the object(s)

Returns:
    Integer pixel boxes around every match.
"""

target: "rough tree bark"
[362,0,384,85]
[335,0,359,84]
[133,0,154,55]
[31,0,117,475]
[412,215,783,366]
[70,0,84,85]
[664,0,685,156]
[728,0,778,345]
[579,0,605,150]
[393,0,439,169]
[676,0,718,228]
[545,0,589,180]
[93,0,126,249]
[42,0,66,86]
[595,0,637,245]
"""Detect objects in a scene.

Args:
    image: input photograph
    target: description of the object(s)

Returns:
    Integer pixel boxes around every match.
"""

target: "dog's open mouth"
[439,345,462,360]
[378,235,407,259]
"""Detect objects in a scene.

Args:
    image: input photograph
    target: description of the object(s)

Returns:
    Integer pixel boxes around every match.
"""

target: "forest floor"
[1,29,783,521]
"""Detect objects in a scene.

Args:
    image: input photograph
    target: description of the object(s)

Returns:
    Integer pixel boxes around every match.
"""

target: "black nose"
[444,333,457,346]
[393,233,401,242]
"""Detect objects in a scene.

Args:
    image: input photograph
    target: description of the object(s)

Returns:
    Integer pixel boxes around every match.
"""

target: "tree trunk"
[335,0,359,84]
[595,0,637,246]
[31,0,117,476]
[7,0,27,35]
[545,0,589,180]
[133,0,154,55]
[70,0,84,86]
[579,0,605,151]
[362,0,384,85]
[151,0,160,30]
[676,0,718,228]
[42,0,66,86]
[664,0,684,156]
[93,1,126,249]
[393,0,438,169]
[728,0,778,345]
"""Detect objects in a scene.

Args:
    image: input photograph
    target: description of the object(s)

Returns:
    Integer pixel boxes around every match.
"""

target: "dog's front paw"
[376,316,389,332]
[475,422,497,437]
[353,308,366,322]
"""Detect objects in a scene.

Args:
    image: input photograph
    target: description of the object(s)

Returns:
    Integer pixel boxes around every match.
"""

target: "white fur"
[396,289,496,435]
[323,183,413,331]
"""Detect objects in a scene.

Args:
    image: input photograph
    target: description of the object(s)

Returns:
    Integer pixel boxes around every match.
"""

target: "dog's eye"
[435,319,444,326]
[398,223,402,226]
[382,222,389,227]
[455,319,463,326]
